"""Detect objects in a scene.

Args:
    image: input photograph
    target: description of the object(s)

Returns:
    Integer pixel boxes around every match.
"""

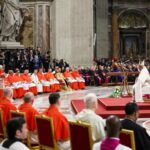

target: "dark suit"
[121,119,150,150]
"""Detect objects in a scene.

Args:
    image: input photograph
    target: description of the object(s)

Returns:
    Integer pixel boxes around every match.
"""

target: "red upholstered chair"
[120,129,136,150]
[35,115,57,150]
[69,121,93,150]
[10,110,25,119]
[0,109,6,141]
[10,110,39,150]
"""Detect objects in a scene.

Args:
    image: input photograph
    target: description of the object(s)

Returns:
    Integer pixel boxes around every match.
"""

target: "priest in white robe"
[133,61,150,102]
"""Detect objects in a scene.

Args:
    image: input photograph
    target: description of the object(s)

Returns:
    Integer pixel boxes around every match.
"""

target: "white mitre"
[139,60,145,67]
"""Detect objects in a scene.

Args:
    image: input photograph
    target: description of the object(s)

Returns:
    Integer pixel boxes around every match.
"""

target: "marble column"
[70,0,93,66]
[96,0,109,58]
[50,0,93,66]
[112,10,119,58]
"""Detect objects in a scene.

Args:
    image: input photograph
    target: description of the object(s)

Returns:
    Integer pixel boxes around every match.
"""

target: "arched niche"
[118,10,149,29]
[118,10,149,58]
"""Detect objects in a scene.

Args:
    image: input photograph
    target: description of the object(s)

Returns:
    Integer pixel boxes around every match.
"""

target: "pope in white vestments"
[133,61,150,102]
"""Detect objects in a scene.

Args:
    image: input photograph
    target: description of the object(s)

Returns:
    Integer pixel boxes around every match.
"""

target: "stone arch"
[118,9,149,29]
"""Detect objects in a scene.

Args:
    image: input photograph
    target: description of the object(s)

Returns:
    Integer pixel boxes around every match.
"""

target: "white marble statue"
[133,61,150,102]
[0,0,27,42]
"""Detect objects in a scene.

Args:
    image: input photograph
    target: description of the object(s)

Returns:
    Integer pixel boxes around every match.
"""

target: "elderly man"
[121,103,150,150]
[18,92,39,144]
[71,67,85,89]
[18,92,39,131]
[93,115,131,150]
[6,69,24,98]
[0,88,17,125]
[63,67,79,90]
[44,68,60,92]
[21,70,37,95]
[76,93,105,142]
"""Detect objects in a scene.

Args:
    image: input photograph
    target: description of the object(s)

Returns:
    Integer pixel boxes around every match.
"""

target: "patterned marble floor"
[13,86,150,128]
[13,86,116,120]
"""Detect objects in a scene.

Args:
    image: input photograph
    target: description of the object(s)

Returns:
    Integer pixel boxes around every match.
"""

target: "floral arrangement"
[110,87,122,98]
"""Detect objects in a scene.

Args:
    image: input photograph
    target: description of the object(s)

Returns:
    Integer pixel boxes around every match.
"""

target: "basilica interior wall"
[20,0,93,66]
[20,0,51,54]
[112,0,150,58]
[19,0,150,64]
[96,0,110,59]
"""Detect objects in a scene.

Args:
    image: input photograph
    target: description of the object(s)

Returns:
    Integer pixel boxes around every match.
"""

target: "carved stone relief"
[20,8,34,47]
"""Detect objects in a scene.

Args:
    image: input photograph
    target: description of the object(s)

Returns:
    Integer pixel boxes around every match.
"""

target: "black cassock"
[121,119,150,150]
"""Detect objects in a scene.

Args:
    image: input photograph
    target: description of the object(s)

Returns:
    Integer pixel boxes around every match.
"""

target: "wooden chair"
[69,121,93,150]
[10,110,39,150]
[35,115,57,150]
[120,129,136,150]
[0,109,6,141]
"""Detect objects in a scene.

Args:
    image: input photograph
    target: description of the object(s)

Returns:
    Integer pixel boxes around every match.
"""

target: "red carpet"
[71,98,150,118]
[99,98,150,110]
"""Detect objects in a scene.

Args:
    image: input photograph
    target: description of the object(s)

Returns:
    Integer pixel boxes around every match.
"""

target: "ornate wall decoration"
[20,8,34,47]
[119,12,148,29]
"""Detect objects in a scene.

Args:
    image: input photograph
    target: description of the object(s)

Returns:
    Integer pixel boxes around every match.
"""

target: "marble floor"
[14,86,116,120]
[13,86,150,128]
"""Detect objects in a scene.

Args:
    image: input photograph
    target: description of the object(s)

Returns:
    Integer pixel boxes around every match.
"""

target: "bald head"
[3,88,13,99]
[106,115,121,138]
[84,93,97,110]
[23,92,34,104]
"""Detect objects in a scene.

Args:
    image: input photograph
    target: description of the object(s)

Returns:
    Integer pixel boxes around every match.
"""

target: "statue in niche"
[0,0,28,42]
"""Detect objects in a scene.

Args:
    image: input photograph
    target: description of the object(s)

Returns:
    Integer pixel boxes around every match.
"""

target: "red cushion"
[120,132,132,148]
[69,123,92,150]
[36,117,55,148]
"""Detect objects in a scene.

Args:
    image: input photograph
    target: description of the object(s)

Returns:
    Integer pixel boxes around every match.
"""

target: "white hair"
[3,87,13,98]
[84,93,97,109]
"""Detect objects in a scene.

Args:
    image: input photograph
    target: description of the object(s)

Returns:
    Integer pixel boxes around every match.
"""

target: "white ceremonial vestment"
[133,66,150,102]
[0,140,30,150]
[75,77,85,82]
[93,141,131,150]
[31,74,43,92]
[76,109,105,142]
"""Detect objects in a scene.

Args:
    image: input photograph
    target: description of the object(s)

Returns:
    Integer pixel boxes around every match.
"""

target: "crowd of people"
[0,65,85,99]
[0,47,70,73]
[1,47,150,90]
[0,49,146,89]
[0,90,150,150]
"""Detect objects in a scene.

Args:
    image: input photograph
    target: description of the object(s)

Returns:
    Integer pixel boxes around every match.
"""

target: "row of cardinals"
[0,66,85,99]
